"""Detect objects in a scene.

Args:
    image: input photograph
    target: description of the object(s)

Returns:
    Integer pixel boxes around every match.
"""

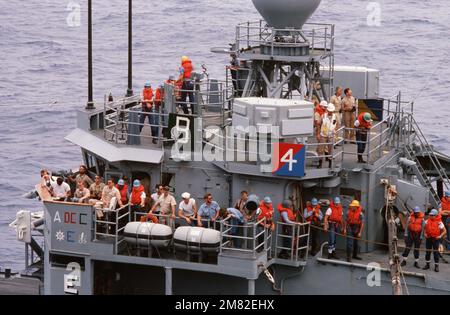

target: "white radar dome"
[252,0,321,29]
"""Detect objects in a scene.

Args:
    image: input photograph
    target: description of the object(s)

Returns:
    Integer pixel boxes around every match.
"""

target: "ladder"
[403,113,450,207]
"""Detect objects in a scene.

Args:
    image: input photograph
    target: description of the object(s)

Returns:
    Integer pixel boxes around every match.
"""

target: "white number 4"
[281,149,298,172]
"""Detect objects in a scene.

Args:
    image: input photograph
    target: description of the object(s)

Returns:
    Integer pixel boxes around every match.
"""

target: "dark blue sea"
[0,0,449,270]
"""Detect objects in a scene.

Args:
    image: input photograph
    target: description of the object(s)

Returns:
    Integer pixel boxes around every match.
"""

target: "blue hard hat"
[311,198,318,206]
[118,179,125,186]
[145,82,151,87]
[429,209,438,216]
[445,191,450,197]
[413,206,421,213]
[334,197,341,204]
[133,179,141,187]
[264,196,272,204]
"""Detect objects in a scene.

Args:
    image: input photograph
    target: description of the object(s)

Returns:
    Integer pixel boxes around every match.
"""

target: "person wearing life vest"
[354,112,373,164]
[130,180,155,223]
[258,197,275,231]
[255,197,275,252]
[401,206,425,269]
[324,197,344,260]
[148,84,164,144]
[140,82,154,133]
[304,198,324,256]
[345,200,365,262]
[439,191,450,251]
[423,209,447,272]
[177,56,195,114]
[314,100,327,139]
[115,179,129,206]
[277,200,298,259]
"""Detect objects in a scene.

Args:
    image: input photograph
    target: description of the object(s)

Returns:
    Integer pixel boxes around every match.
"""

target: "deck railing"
[235,20,335,57]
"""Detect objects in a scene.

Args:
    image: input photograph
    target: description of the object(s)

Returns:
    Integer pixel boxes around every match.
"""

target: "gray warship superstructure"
[6,0,450,295]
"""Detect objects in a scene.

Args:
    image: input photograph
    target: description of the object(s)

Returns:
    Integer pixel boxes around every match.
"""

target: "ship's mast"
[126,0,134,97]
[86,0,95,109]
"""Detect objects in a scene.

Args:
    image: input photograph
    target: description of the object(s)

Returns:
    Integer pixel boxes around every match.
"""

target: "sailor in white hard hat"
[317,103,339,169]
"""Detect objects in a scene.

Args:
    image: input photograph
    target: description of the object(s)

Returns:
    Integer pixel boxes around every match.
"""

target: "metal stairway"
[403,114,450,208]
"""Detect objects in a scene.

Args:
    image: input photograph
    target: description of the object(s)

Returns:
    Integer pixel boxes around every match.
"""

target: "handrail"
[403,113,450,190]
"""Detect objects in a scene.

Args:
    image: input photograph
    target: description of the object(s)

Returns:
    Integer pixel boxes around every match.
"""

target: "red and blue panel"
[272,143,306,178]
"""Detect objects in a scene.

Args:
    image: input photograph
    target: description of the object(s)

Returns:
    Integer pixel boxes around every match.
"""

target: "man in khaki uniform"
[150,186,177,225]
[342,88,357,141]
[317,104,339,169]
[330,86,343,126]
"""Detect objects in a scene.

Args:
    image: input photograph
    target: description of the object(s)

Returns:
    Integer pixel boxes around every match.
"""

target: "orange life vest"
[425,217,442,238]
[315,105,326,119]
[154,88,163,108]
[442,197,450,211]
[258,202,274,223]
[306,205,322,225]
[131,185,145,205]
[181,60,193,79]
[347,207,363,226]
[408,212,424,234]
[140,214,158,224]
[142,87,154,109]
[329,202,343,224]
[357,113,372,129]
[115,184,128,204]
[277,204,296,223]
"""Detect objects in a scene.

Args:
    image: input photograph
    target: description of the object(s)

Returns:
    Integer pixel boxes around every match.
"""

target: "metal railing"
[235,20,335,57]
[94,203,130,254]
[172,79,234,126]
[219,217,273,258]
[274,221,310,262]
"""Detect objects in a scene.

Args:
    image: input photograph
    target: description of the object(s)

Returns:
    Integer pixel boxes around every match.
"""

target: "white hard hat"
[327,104,336,112]
[181,192,191,199]
[320,100,328,108]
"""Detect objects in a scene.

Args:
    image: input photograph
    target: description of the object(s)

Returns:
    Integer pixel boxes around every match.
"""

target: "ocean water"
[0,0,449,271]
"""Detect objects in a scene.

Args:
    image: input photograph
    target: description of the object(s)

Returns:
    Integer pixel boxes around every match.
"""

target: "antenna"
[86,0,95,109]
[126,0,134,97]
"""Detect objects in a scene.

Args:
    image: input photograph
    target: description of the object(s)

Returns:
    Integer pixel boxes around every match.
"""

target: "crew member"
[178,192,197,226]
[304,198,323,256]
[330,86,343,126]
[277,200,298,259]
[256,197,275,250]
[439,191,450,251]
[258,197,275,232]
[342,88,357,141]
[150,84,164,144]
[401,206,425,268]
[423,209,447,272]
[197,193,221,229]
[354,112,373,164]
[178,56,195,114]
[229,53,241,97]
[234,191,249,217]
[345,200,364,262]
[317,104,339,169]
[140,82,154,134]
[129,180,148,222]
[314,100,327,138]
[116,179,129,206]
[324,197,344,260]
